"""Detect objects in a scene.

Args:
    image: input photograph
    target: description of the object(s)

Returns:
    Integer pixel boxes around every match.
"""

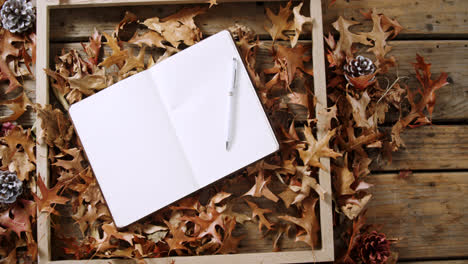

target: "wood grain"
[47,0,468,42]
[377,125,468,171]
[37,1,52,264]
[366,172,468,260]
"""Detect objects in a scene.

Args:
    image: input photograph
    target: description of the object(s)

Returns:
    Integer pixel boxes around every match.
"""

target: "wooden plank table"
[25,0,468,262]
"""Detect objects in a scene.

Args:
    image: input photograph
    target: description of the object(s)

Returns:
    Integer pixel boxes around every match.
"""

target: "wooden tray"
[36,0,333,263]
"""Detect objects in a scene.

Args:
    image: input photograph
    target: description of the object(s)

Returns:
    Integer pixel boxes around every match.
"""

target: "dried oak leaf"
[53,148,86,173]
[0,199,35,237]
[73,203,110,234]
[0,91,32,122]
[243,168,279,202]
[142,7,206,48]
[265,44,313,89]
[331,17,372,64]
[279,197,319,248]
[318,104,338,131]
[81,28,102,66]
[35,104,74,150]
[33,175,70,215]
[129,31,166,49]
[0,29,25,94]
[215,217,244,254]
[272,223,291,252]
[1,126,35,163]
[364,11,395,73]
[101,223,139,246]
[291,175,325,204]
[346,91,376,129]
[298,125,342,171]
[8,151,35,181]
[182,204,225,243]
[163,219,197,252]
[264,1,293,42]
[290,2,313,48]
[244,199,274,231]
[341,194,372,220]
[115,11,138,38]
[391,55,449,150]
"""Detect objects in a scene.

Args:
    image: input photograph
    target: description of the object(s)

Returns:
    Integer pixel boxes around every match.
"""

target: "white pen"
[226,57,238,150]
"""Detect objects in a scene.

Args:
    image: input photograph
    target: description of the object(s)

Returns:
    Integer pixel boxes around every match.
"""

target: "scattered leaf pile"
[0,0,37,261]
[0,0,449,263]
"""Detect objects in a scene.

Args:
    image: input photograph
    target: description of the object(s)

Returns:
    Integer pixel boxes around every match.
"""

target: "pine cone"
[1,0,35,34]
[344,55,376,81]
[0,171,22,205]
[356,231,391,264]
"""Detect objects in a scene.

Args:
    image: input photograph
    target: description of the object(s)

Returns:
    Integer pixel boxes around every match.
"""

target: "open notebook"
[69,30,279,228]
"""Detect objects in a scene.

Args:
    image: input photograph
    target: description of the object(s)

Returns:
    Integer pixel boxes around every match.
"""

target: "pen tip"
[226,141,229,150]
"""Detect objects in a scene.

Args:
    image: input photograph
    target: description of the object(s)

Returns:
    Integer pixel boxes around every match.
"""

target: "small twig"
[376,76,409,104]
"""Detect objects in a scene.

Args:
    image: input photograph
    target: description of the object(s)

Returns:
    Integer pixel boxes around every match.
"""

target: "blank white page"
[150,30,279,187]
[69,71,198,228]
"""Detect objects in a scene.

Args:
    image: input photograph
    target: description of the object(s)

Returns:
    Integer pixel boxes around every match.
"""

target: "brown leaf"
[33,176,69,215]
[0,92,32,122]
[0,29,25,93]
[265,44,313,89]
[35,104,74,150]
[331,17,372,63]
[391,55,449,150]
[346,91,375,128]
[264,1,293,42]
[243,169,279,202]
[0,199,35,237]
[341,194,372,220]
[292,175,325,204]
[215,217,244,254]
[318,104,338,131]
[298,125,342,171]
[53,148,86,173]
[8,151,35,181]
[272,223,291,252]
[244,199,274,231]
[279,197,319,248]
[101,223,138,245]
[142,7,205,48]
[129,31,166,49]
[364,11,395,73]
[290,2,313,48]
[81,28,102,66]
[1,126,35,163]
[208,0,217,8]
[163,219,197,252]
[346,72,378,90]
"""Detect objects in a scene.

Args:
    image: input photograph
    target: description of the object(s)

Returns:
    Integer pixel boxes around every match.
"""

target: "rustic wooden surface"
[20,0,468,263]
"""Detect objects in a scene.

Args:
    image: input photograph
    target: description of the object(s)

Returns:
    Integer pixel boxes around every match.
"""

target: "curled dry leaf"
[215,217,244,254]
[243,168,279,202]
[279,197,319,248]
[0,91,32,122]
[244,199,274,231]
[129,31,166,49]
[265,44,313,90]
[0,29,25,94]
[35,104,74,150]
[298,125,342,171]
[341,194,372,220]
[1,126,35,163]
[81,28,102,66]
[33,176,69,215]
[142,7,206,48]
